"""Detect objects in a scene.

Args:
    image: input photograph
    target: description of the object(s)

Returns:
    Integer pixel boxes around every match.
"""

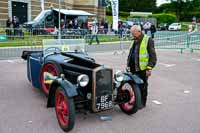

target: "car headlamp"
[114,70,124,82]
[77,74,89,87]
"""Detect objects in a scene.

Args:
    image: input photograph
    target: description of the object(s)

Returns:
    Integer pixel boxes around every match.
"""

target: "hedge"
[180,12,200,22]
[148,13,177,24]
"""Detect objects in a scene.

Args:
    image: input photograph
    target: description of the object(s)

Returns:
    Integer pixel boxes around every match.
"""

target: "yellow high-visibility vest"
[130,35,149,70]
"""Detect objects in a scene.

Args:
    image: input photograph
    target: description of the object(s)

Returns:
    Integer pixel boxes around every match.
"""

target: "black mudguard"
[47,78,78,107]
[21,50,42,60]
[123,72,144,84]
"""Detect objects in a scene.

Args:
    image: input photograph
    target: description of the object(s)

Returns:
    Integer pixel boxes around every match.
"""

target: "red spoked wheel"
[118,82,138,115]
[40,63,59,95]
[55,87,75,132]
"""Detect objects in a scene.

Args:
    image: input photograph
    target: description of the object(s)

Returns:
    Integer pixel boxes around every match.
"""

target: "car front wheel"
[55,87,75,132]
[118,82,139,115]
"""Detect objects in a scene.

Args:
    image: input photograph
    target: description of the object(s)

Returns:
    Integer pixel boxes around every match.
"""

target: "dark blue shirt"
[132,44,136,61]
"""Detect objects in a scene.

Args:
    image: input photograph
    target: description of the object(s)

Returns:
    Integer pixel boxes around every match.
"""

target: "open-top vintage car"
[21,39,143,132]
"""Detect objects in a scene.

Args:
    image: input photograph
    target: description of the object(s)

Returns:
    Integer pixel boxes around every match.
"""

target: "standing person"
[73,19,79,29]
[127,25,157,108]
[104,20,108,34]
[89,22,99,45]
[6,17,12,39]
[118,21,123,38]
[68,20,73,29]
[188,24,193,33]
[143,21,151,35]
[12,16,20,37]
[61,19,65,31]
[81,21,88,37]
[150,24,156,39]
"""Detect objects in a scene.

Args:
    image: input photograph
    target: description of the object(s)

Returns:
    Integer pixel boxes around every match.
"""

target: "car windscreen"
[34,10,51,22]
[43,39,86,57]
[171,23,179,26]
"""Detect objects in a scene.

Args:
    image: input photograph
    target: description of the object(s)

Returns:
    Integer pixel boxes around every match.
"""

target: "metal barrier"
[154,31,200,52]
[0,46,42,59]
[154,31,188,50]
[188,32,200,52]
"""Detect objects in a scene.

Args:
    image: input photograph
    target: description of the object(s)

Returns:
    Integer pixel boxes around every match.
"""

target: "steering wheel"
[44,47,61,55]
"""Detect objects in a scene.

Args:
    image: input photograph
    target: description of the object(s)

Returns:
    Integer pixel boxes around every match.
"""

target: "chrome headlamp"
[77,74,89,87]
[114,70,124,82]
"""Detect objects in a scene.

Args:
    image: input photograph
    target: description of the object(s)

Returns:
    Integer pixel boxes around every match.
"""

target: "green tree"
[119,0,129,12]
[157,0,200,21]
[118,0,156,12]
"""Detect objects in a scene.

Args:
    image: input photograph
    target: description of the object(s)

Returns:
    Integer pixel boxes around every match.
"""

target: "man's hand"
[146,69,152,76]
[126,67,130,72]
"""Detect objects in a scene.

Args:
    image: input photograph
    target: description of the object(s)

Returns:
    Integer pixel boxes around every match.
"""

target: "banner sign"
[41,0,44,11]
[111,0,118,31]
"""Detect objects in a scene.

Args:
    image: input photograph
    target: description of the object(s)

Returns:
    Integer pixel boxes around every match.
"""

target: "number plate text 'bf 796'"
[96,95,112,111]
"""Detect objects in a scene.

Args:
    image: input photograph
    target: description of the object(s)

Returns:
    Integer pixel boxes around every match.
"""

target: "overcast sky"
[157,0,170,6]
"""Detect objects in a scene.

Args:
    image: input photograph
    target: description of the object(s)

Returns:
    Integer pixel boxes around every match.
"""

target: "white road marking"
[7,60,15,63]
[100,116,112,121]
[191,58,200,62]
[159,63,176,68]
[184,90,191,94]
[28,120,33,124]
[152,100,162,105]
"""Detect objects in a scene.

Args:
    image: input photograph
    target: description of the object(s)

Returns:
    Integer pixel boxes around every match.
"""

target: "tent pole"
[58,0,61,39]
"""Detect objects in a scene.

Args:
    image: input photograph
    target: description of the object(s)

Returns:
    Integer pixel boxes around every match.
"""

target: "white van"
[23,8,95,30]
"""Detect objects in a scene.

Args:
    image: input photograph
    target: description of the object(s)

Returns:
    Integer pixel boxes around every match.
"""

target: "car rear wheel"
[40,63,59,95]
[55,87,75,132]
[118,82,138,115]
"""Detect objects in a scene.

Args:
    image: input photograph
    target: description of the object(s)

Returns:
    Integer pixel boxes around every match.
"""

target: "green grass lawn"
[0,35,55,47]
[0,34,124,47]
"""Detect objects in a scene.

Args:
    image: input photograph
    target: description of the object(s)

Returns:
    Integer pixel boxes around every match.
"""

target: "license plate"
[96,95,112,111]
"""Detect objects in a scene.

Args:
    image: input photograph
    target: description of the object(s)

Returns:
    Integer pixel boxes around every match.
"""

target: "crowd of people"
[6,16,24,39]
[4,15,158,44]
[57,18,109,45]
[116,21,157,39]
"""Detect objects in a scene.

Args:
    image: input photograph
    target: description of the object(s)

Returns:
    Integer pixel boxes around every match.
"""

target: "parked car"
[168,23,182,31]
[157,23,169,31]
[122,21,134,28]
[21,39,143,132]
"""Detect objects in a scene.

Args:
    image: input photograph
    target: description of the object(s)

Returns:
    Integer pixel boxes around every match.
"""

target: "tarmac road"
[0,50,200,133]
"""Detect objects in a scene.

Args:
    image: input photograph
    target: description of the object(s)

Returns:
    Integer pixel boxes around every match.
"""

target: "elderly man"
[127,25,157,108]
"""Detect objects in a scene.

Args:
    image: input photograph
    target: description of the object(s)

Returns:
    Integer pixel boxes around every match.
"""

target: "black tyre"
[55,87,75,132]
[118,82,140,115]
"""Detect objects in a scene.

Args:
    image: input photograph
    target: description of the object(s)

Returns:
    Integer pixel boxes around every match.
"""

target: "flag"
[110,0,118,31]
[41,0,44,11]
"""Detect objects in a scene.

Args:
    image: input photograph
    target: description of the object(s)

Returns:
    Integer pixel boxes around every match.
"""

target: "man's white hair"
[131,25,142,32]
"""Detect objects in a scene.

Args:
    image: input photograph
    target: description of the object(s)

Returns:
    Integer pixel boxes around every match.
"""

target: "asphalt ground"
[0,49,200,133]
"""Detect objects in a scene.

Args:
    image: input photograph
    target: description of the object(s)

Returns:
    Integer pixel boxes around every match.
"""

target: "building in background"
[0,0,106,26]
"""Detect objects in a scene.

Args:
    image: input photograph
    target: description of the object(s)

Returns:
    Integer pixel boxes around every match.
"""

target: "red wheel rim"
[55,90,69,127]
[41,63,58,95]
[120,83,136,111]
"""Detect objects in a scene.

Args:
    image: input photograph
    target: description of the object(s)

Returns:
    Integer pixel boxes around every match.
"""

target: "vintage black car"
[21,39,143,132]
